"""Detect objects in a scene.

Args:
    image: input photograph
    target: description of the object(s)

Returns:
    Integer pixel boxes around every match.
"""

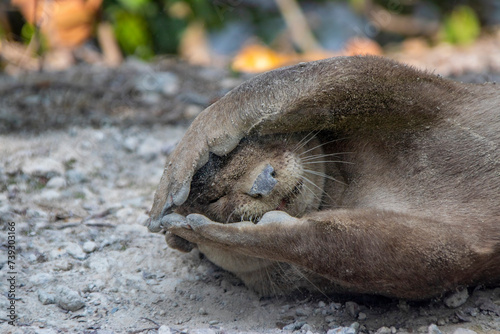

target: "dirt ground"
[0,56,500,334]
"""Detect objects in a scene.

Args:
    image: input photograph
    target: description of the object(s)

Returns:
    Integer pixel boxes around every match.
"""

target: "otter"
[147,56,500,299]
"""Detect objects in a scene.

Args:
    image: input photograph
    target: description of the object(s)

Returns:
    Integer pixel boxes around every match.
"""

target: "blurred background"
[1,0,500,75]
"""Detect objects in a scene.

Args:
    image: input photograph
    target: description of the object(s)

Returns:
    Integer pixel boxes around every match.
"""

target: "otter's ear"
[166,233,195,253]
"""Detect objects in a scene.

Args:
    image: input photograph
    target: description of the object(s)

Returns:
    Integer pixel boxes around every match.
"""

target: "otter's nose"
[248,164,277,197]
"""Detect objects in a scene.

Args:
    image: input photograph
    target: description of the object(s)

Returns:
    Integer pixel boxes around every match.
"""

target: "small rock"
[208,320,219,325]
[46,176,67,189]
[318,301,326,308]
[22,157,64,177]
[283,321,306,331]
[358,312,366,320]
[29,273,55,285]
[190,329,216,334]
[65,242,86,260]
[301,324,313,331]
[350,322,360,331]
[375,327,392,334]
[65,169,87,184]
[38,189,61,201]
[82,241,97,253]
[345,301,360,318]
[296,308,309,316]
[428,324,443,334]
[138,137,163,161]
[26,209,48,219]
[444,288,469,308]
[198,307,207,315]
[123,137,139,152]
[325,315,335,323]
[327,327,356,334]
[86,256,111,272]
[452,329,477,334]
[158,326,173,334]
[54,285,85,311]
[38,290,56,305]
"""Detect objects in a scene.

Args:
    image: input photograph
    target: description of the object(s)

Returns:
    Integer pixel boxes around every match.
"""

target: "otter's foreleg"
[167,210,496,299]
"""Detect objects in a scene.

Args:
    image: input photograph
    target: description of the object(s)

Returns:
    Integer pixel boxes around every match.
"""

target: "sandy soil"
[0,58,499,334]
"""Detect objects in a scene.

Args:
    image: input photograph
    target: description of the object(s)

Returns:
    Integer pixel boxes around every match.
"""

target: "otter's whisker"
[301,182,324,204]
[302,160,354,165]
[293,131,320,153]
[304,169,347,186]
[298,138,350,157]
[301,175,333,203]
[301,152,354,162]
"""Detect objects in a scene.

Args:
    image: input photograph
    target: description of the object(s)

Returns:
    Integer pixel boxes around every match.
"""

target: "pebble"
[198,307,208,315]
[65,242,87,260]
[444,288,469,308]
[375,327,392,334]
[428,324,443,334]
[38,290,56,305]
[158,326,173,334]
[301,324,313,331]
[22,157,64,177]
[65,169,87,184]
[325,315,335,323]
[54,285,85,311]
[138,137,163,161]
[208,320,219,325]
[283,321,306,331]
[123,137,139,152]
[46,176,67,189]
[86,256,111,272]
[29,273,56,285]
[345,301,360,318]
[190,329,216,334]
[318,301,326,308]
[357,312,366,320]
[296,307,310,316]
[38,189,61,201]
[452,329,477,334]
[83,241,98,253]
[327,327,356,334]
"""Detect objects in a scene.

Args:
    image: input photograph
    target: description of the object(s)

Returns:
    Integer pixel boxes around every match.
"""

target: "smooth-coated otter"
[148,56,500,299]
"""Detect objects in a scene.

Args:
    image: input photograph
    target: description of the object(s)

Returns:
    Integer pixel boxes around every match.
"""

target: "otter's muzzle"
[248,164,277,197]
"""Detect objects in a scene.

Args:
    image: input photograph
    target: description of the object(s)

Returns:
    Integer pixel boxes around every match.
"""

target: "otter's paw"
[167,214,223,245]
[258,211,299,225]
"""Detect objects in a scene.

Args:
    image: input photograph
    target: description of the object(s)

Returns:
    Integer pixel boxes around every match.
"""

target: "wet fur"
[151,56,500,299]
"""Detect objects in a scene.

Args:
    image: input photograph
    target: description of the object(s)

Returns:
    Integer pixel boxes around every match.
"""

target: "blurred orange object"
[232,37,382,73]
[232,44,294,73]
[11,0,102,48]
[344,37,383,56]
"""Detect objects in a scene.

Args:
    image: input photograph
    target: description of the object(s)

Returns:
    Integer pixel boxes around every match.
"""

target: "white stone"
[65,242,86,260]
[82,241,97,253]
[22,157,64,177]
[46,176,67,189]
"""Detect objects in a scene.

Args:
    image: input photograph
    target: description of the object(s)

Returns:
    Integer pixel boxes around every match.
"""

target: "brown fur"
[148,56,500,299]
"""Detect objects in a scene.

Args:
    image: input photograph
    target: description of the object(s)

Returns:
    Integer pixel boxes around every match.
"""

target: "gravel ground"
[0,59,499,334]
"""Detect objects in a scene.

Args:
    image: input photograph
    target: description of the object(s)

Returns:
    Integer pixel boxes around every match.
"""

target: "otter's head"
[175,134,326,224]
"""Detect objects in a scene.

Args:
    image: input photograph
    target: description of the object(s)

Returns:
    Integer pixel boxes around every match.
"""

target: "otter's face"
[176,135,326,224]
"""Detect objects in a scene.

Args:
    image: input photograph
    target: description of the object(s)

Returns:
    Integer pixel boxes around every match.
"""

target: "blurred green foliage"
[3,0,494,60]
[103,0,224,59]
[442,5,481,45]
